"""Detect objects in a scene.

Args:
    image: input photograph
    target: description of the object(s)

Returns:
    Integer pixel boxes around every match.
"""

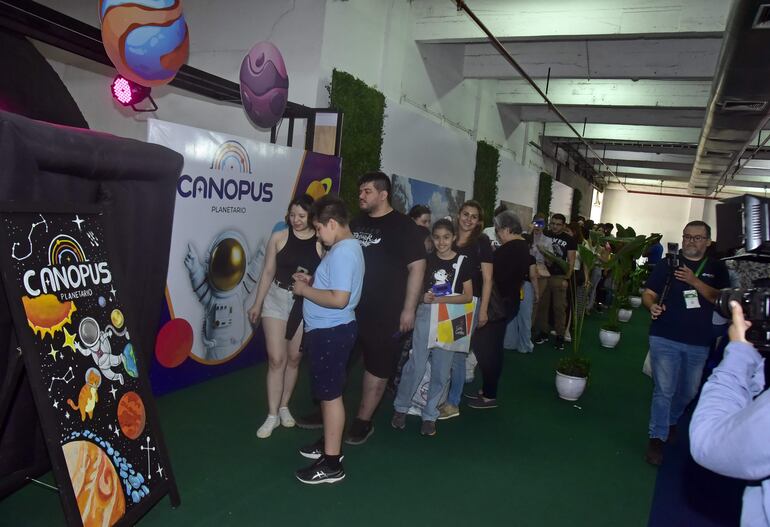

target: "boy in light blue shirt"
[290,196,364,484]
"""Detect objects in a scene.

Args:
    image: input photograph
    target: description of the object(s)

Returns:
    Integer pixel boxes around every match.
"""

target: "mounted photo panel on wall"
[0,204,179,527]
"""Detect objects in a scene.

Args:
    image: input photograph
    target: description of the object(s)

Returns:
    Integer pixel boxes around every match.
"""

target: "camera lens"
[715,288,745,318]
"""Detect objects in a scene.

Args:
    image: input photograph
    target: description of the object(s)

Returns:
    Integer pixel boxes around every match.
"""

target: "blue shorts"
[305,321,357,401]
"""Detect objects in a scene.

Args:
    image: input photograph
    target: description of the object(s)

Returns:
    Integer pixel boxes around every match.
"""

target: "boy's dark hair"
[432,217,456,235]
[685,220,711,239]
[285,194,314,226]
[551,213,566,223]
[408,204,431,219]
[358,171,392,202]
[313,195,349,227]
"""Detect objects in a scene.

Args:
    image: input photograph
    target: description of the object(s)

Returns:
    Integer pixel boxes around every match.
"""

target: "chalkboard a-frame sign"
[0,203,179,526]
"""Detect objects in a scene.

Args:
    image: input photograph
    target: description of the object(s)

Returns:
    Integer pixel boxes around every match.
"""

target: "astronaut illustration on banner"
[184,230,258,361]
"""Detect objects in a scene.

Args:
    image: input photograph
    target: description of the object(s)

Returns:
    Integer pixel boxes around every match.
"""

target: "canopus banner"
[147,120,341,394]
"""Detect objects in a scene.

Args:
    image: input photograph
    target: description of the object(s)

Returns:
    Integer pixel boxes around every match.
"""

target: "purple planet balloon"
[239,42,289,129]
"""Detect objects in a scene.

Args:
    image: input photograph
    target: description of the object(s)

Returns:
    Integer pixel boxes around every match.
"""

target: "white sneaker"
[564,330,572,342]
[279,407,295,428]
[256,415,279,438]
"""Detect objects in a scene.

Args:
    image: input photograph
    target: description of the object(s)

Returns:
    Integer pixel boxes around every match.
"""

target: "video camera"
[715,194,770,352]
[716,287,770,354]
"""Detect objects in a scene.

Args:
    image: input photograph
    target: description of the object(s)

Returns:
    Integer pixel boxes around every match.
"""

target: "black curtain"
[0,33,182,499]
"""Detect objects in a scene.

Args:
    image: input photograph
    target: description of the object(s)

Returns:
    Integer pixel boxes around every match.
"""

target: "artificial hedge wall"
[537,172,552,216]
[328,69,386,213]
[571,188,582,221]
[472,141,500,226]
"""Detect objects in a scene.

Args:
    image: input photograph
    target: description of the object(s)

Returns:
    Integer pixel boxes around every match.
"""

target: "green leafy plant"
[473,141,500,226]
[571,188,582,221]
[599,229,662,332]
[541,237,602,378]
[328,69,385,214]
[537,172,552,216]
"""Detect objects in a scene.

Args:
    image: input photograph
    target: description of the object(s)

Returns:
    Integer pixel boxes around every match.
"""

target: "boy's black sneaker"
[554,336,565,351]
[299,438,345,461]
[534,333,549,345]
[344,418,374,445]
[296,457,345,485]
[299,438,324,459]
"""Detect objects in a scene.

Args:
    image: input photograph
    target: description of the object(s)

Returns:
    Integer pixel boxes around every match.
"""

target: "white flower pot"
[599,328,621,348]
[555,371,588,401]
[629,296,642,308]
[618,308,633,322]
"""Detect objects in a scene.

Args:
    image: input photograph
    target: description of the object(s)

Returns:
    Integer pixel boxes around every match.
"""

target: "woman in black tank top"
[247,195,323,439]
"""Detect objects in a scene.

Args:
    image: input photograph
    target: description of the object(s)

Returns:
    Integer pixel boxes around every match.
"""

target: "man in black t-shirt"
[642,220,729,466]
[345,172,426,445]
[533,213,576,350]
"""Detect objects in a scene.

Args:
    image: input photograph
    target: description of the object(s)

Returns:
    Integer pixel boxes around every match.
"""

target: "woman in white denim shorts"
[248,195,323,438]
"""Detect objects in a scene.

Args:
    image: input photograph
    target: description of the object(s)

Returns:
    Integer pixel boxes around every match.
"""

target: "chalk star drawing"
[53,400,59,409]
[156,464,164,478]
[141,437,156,480]
[48,345,60,361]
[109,385,118,400]
[62,328,77,353]
[12,214,47,261]
[109,285,117,299]
[48,367,74,392]
[72,215,84,231]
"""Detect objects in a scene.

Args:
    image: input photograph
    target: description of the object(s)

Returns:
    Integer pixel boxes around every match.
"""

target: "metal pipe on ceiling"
[453,0,628,191]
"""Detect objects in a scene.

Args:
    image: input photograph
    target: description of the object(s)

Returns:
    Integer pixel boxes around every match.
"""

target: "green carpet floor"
[0,310,657,526]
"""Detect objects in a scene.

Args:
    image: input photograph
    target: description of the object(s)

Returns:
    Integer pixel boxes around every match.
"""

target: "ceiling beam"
[497,79,711,108]
[464,38,721,80]
[541,123,702,143]
[516,105,705,127]
[413,0,730,43]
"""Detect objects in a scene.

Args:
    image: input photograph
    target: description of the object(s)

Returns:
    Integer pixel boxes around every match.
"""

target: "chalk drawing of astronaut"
[74,317,126,385]
[184,230,258,361]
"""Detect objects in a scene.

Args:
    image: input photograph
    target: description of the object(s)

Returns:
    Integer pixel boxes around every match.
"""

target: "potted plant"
[543,239,599,401]
[628,266,649,308]
[598,227,661,346]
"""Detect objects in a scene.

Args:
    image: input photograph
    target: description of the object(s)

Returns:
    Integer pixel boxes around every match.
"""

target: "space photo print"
[0,209,174,527]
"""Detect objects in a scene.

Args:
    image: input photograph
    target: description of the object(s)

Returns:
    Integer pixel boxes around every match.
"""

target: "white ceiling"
[412,0,770,197]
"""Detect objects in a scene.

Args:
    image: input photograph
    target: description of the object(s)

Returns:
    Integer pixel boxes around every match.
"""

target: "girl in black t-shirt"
[392,219,473,436]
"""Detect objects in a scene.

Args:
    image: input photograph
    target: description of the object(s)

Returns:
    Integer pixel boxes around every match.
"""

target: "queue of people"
[246,171,585,484]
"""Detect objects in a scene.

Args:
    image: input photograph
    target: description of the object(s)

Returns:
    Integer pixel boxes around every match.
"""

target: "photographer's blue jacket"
[691,341,770,527]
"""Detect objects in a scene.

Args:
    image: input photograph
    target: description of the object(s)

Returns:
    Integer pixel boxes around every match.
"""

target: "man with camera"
[690,300,770,527]
[642,221,730,465]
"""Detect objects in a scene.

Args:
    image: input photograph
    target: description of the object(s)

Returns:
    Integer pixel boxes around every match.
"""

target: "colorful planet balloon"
[111,308,124,329]
[99,0,189,87]
[239,42,289,129]
[117,391,146,440]
[122,343,139,378]
[155,318,193,368]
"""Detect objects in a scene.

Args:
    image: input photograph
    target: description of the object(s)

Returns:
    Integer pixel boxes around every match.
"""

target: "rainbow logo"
[48,235,87,266]
[210,141,251,173]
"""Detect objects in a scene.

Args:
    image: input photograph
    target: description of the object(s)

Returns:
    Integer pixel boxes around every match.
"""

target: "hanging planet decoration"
[239,42,289,129]
[99,0,190,87]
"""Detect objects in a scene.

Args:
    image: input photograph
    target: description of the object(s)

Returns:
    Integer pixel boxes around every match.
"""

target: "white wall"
[498,152,538,212]
[35,0,326,143]
[601,189,721,246]
[381,100,476,195]
[551,180,573,217]
[32,0,551,210]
